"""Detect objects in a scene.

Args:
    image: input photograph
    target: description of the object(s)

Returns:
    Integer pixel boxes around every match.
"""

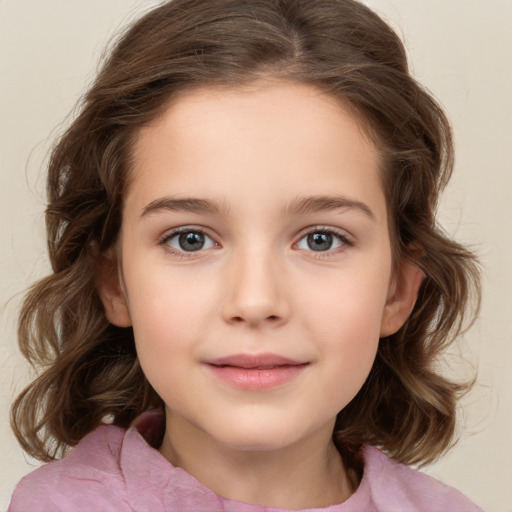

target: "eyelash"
[158,225,353,260]
[158,226,216,260]
[295,226,353,259]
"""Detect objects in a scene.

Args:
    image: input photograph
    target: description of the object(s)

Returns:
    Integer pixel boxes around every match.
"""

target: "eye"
[162,228,216,253]
[296,229,350,252]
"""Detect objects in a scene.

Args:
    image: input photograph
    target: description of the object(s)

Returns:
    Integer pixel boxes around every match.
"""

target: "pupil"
[179,232,204,251]
[308,232,332,251]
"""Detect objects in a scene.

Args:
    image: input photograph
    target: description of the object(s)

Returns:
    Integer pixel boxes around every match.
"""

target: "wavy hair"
[12,0,480,464]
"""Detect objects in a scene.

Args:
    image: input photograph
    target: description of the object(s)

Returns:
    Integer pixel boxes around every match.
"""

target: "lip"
[204,353,309,391]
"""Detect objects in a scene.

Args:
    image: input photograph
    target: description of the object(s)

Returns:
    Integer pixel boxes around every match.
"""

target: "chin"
[209,421,310,453]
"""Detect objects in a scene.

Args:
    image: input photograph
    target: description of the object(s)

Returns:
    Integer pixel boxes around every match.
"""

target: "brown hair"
[12,0,480,465]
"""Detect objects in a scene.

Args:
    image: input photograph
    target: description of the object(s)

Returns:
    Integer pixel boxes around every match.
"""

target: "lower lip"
[206,364,308,391]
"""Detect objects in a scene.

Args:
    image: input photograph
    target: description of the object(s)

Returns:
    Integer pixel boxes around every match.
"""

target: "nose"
[221,246,290,328]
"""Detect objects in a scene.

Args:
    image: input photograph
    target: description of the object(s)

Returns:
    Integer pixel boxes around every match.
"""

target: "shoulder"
[8,411,223,512]
[359,445,484,512]
[8,424,131,512]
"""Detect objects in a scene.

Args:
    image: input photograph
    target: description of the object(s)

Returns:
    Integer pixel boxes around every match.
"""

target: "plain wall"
[1,1,511,510]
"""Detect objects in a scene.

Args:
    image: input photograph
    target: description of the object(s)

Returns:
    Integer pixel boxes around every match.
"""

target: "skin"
[99,81,423,508]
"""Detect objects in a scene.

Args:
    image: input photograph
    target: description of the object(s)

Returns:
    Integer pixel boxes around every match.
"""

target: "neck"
[159,412,356,509]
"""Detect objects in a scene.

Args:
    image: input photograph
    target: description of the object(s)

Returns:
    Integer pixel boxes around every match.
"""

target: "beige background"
[1,1,511,510]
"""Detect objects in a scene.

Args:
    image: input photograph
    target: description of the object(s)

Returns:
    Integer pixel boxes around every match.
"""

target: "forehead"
[126,81,387,223]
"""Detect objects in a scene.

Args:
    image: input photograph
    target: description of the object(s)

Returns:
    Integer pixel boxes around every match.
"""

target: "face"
[100,82,420,455]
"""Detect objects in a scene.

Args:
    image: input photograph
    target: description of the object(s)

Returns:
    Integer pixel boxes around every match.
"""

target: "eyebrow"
[140,194,375,220]
[141,197,230,218]
[284,195,375,220]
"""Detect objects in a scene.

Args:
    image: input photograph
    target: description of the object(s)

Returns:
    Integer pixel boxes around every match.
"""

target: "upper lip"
[205,353,307,369]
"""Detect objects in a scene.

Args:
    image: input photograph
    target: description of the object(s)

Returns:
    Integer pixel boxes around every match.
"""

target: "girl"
[9,0,482,510]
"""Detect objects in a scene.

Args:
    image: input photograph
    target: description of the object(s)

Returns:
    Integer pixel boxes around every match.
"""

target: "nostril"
[230,314,281,324]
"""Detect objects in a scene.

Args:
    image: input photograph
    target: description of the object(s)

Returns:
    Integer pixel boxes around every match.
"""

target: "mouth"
[204,353,309,390]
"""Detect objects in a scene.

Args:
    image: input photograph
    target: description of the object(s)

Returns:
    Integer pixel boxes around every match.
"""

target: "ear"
[96,252,132,328]
[380,259,424,337]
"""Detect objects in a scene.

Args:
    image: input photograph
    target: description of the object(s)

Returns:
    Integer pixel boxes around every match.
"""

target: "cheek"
[295,265,390,390]
[125,265,217,355]
[297,263,391,339]
[126,277,209,399]
[314,303,381,413]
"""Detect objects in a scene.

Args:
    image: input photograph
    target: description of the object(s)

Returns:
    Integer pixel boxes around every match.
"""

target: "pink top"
[9,415,483,512]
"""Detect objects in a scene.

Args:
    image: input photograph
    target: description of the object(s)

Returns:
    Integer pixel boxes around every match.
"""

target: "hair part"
[12,0,480,465]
